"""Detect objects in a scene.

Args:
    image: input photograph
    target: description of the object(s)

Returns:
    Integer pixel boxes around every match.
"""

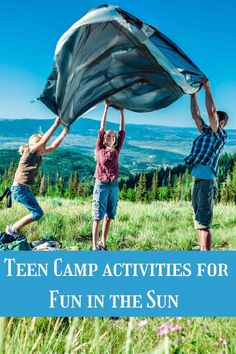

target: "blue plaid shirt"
[184,123,227,176]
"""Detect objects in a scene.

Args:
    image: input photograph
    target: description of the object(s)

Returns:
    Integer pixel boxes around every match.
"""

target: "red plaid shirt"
[94,130,125,182]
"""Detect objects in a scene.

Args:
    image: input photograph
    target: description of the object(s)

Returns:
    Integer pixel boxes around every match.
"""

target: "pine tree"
[77,182,84,197]
[181,170,192,201]
[1,168,9,186]
[65,172,74,198]
[136,174,147,202]
[39,174,47,196]
[8,161,16,181]
[82,180,94,197]
[64,172,79,198]
[221,170,235,203]
[167,168,172,188]
[151,171,158,201]
[1,161,16,186]
[73,171,79,197]
[175,174,182,201]
[158,186,169,201]
[126,188,136,202]
[120,183,127,200]
[55,174,64,197]
[46,174,55,197]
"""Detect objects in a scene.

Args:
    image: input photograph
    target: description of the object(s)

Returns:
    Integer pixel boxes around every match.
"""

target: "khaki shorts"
[192,179,217,230]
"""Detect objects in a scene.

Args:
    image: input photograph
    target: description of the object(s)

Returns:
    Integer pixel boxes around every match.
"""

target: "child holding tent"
[6,117,68,235]
[92,101,125,250]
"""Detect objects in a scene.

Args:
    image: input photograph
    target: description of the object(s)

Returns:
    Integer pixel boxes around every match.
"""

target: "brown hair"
[217,111,229,126]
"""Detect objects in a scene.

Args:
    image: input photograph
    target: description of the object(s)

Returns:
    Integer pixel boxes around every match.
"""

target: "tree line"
[0,153,236,204]
[119,153,236,203]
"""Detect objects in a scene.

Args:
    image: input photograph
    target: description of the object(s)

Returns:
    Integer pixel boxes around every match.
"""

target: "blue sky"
[0,0,235,127]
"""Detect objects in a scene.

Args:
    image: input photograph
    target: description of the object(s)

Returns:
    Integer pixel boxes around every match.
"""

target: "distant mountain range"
[0,118,235,173]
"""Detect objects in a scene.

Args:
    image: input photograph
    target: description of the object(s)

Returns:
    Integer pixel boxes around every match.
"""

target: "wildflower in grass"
[158,329,167,337]
[160,323,168,330]
[158,323,182,337]
[218,338,227,345]
[137,320,148,328]
[172,325,182,332]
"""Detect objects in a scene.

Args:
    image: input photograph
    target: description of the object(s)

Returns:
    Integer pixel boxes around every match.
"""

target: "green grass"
[1,198,236,353]
[1,198,235,250]
[1,317,235,353]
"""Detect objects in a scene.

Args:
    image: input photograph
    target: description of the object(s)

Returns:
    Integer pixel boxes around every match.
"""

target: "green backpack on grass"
[0,232,31,251]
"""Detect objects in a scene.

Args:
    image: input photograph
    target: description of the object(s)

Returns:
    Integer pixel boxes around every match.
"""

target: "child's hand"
[201,78,210,89]
[118,107,124,113]
[55,116,61,125]
[105,100,110,109]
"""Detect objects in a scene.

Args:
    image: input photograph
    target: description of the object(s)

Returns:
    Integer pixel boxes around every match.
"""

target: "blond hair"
[28,134,42,146]
[103,129,117,149]
[18,134,42,155]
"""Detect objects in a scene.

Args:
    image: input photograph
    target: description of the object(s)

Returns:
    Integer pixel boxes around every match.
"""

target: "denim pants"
[92,180,119,220]
[11,186,44,221]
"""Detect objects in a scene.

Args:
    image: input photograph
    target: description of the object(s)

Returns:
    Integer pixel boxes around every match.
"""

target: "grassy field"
[1,198,236,250]
[0,316,235,354]
[1,198,236,353]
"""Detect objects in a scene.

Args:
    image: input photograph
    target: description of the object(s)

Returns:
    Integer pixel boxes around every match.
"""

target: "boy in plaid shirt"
[185,79,228,250]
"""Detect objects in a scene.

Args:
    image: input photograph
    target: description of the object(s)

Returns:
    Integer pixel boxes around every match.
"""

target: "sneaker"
[6,224,17,236]
[97,243,108,251]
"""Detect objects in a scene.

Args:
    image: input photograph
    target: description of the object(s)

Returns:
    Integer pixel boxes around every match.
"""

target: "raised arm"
[42,127,69,154]
[202,79,218,133]
[190,93,205,133]
[119,107,125,131]
[100,101,109,131]
[117,107,125,153]
[30,116,61,153]
[95,101,109,151]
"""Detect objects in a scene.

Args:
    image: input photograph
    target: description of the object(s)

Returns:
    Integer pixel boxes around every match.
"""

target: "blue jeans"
[11,186,44,221]
[92,180,119,220]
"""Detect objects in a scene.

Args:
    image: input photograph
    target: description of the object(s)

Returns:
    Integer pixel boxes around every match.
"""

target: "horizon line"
[0,117,235,131]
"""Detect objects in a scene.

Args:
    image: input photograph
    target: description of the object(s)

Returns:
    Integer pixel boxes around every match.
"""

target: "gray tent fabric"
[38,4,205,127]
